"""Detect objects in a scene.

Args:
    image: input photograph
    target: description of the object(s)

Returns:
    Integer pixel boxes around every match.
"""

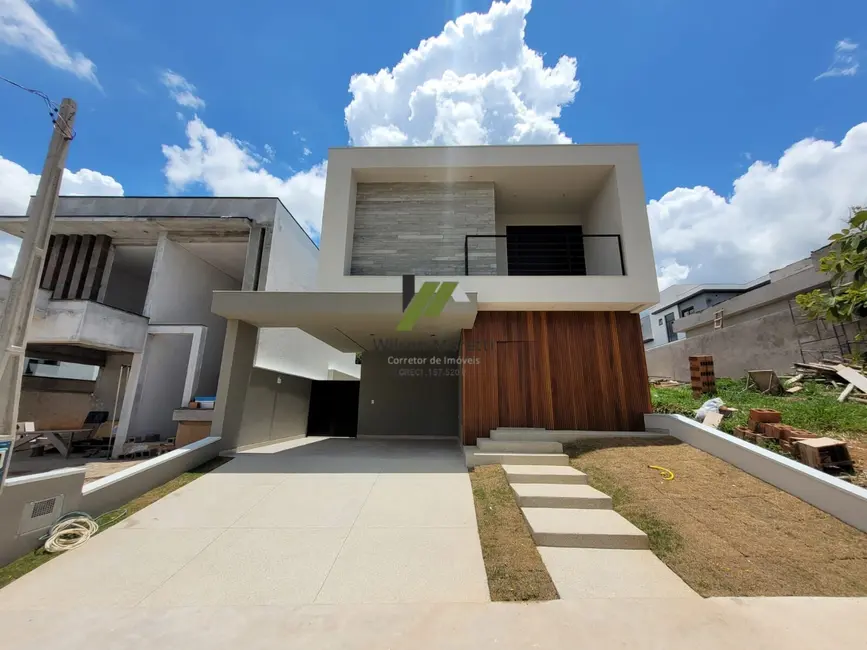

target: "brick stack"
[731,408,853,473]
[689,355,716,398]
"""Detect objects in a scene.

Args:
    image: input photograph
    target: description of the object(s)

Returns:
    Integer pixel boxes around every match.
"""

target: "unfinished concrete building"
[0,197,357,465]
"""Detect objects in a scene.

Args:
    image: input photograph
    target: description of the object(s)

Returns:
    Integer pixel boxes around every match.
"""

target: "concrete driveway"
[0,437,489,609]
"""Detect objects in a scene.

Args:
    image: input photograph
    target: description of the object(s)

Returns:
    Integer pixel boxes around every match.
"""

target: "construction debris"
[702,412,724,429]
[732,408,853,476]
[746,370,783,395]
[650,377,682,388]
[839,383,855,403]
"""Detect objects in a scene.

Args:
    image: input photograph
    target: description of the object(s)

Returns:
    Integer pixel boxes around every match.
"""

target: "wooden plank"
[785,374,804,386]
[834,365,867,395]
[839,383,855,403]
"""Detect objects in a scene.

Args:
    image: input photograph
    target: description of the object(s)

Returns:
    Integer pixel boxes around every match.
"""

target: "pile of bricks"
[732,408,853,473]
[689,355,716,398]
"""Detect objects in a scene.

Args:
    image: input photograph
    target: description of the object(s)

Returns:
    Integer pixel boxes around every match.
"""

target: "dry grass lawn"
[565,437,867,597]
[470,465,559,601]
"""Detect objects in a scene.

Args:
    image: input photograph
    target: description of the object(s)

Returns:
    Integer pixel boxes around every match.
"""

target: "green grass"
[652,378,867,443]
[568,456,683,561]
[0,456,230,590]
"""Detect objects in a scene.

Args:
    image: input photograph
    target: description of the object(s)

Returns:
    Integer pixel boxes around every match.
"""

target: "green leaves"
[798,207,867,332]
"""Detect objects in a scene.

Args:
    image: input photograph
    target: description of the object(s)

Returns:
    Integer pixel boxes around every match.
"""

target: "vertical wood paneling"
[461,311,651,444]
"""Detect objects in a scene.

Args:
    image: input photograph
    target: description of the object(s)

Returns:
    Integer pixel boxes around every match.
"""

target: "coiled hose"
[42,509,128,553]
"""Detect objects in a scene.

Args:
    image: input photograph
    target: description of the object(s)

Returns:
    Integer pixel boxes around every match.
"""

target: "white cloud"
[161,118,326,238]
[160,69,205,109]
[656,260,690,292]
[0,154,123,274]
[302,147,311,157]
[0,0,98,85]
[48,0,76,9]
[648,122,867,286]
[344,0,578,146]
[264,144,276,160]
[815,38,859,80]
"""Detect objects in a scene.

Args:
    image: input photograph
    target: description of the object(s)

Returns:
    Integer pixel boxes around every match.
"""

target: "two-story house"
[210,144,660,451]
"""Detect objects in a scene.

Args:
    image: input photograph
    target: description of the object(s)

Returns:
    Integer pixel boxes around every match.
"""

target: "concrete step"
[491,429,667,443]
[468,450,570,467]
[511,483,612,509]
[503,465,588,485]
[477,438,563,454]
[522,507,649,549]
[538,548,698,599]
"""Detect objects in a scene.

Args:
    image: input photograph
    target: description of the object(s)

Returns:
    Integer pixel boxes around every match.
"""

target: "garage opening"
[307,380,360,437]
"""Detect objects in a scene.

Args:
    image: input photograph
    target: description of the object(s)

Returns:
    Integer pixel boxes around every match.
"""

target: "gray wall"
[102,263,151,314]
[357,350,459,437]
[128,334,191,439]
[351,182,496,276]
[146,238,240,396]
[0,468,85,567]
[677,291,741,316]
[235,368,312,450]
[645,306,858,381]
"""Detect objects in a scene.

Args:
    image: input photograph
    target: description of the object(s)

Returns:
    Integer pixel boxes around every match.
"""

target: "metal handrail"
[464,233,624,276]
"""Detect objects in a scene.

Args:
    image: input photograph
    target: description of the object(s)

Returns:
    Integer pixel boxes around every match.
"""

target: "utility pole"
[0,98,76,494]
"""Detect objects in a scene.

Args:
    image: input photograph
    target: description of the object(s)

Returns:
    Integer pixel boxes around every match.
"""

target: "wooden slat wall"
[461,311,652,444]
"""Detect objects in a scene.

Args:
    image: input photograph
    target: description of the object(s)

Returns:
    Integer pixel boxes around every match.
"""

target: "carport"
[209,290,478,448]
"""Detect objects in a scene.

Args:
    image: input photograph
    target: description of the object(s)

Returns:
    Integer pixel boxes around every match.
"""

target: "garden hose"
[649,465,675,480]
[42,509,128,553]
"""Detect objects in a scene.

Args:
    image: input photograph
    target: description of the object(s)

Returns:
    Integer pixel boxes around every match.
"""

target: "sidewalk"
[4,597,867,649]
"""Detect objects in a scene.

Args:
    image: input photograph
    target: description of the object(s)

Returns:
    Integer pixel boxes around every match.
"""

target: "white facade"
[318,144,659,312]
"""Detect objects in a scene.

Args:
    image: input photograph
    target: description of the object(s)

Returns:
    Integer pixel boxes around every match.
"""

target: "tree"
[796,207,867,339]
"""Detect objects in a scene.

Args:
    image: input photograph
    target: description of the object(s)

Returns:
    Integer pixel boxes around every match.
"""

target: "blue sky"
[1,0,866,287]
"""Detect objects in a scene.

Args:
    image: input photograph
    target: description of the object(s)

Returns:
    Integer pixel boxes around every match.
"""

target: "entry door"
[497,342,533,427]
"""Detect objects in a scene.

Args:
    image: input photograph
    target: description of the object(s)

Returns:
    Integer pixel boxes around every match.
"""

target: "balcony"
[464,232,625,276]
[29,297,149,353]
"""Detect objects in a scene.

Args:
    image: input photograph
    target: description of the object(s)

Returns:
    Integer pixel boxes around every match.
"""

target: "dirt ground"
[8,450,142,483]
[565,438,867,597]
[470,465,559,601]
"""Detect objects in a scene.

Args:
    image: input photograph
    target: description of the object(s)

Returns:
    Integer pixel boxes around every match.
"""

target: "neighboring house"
[641,280,766,350]
[210,144,660,450]
[645,248,859,380]
[0,196,356,456]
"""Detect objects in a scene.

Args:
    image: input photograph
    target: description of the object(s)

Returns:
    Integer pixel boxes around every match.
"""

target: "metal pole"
[0,98,76,494]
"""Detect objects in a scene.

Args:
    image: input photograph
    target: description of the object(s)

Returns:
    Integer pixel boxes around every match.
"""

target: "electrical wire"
[42,508,128,553]
[0,74,76,140]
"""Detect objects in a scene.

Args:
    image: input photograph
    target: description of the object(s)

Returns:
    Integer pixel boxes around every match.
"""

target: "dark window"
[505,225,586,276]
[658,318,663,326]
[680,306,694,317]
[664,312,677,343]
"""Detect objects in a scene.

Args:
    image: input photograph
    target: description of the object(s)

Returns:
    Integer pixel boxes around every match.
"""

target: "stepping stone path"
[469,428,697,599]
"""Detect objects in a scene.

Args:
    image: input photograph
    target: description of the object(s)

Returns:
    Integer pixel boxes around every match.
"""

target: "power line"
[0,75,76,140]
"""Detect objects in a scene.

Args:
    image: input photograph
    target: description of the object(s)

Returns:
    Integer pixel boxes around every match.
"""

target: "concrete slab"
[512,483,612,509]
[5,599,867,649]
[0,528,222,609]
[315,527,490,603]
[539,547,698,599]
[502,464,588,484]
[0,437,488,612]
[476,439,564,453]
[354,473,477,528]
[139,528,349,606]
[470,451,570,466]
[117,482,277,529]
[231,473,377,528]
[522,507,649,549]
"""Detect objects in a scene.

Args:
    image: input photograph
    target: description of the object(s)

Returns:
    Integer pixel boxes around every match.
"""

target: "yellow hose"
[649,465,675,480]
